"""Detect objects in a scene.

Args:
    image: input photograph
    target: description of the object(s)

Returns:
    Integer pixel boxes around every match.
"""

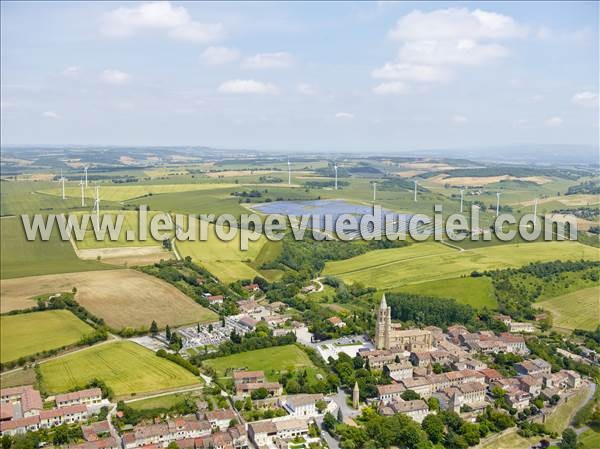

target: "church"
[374,294,433,351]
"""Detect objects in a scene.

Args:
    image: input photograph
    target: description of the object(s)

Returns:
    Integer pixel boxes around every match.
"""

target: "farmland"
[39,183,238,202]
[177,222,271,283]
[39,341,201,397]
[394,276,497,309]
[536,286,600,331]
[0,310,94,363]
[0,216,111,279]
[0,270,216,329]
[323,241,600,290]
[203,345,320,381]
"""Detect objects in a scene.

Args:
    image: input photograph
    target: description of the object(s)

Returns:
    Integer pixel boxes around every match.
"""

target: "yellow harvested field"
[0,269,216,329]
[206,169,276,177]
[518,194,600,207]
[432,175,551,187]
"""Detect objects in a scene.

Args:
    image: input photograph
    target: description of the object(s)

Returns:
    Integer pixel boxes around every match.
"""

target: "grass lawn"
[203,345,319,381]
[536,286,600,331]
[323,241,599,290]
[128,393,192,411]
[0,216,111,279]
[394,276,497,309]
[580,428,600,449]
[1,310,94,363]
[477,429,538,449]
[544,386,592,434]
[40,341,201,397]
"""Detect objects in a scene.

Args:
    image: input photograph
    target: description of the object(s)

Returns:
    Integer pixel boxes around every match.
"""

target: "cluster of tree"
[190,322,296,363]
[234,395,287,421]
[279,366,336,395]
[114,398,197,428]
[566,180,600,195]
[379,177,428,192]
[304,180,350,189]
[258,175,284,183]
[140,258,239,311]
[552,207,599,220]
[474,260,600,319]
[230,189,263,198]
[110,176,139,183]
[385,293,476,328]
[156,349,200,376]
[329,353,388,400]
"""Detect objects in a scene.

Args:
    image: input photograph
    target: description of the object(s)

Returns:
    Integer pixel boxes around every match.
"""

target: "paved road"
[315,416,340,449]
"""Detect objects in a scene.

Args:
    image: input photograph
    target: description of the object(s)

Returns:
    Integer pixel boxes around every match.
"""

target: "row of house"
[0,386,103,436]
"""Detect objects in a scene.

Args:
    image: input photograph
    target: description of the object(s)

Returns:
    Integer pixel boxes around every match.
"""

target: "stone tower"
[375,294,392,350]
[352,381,360,409]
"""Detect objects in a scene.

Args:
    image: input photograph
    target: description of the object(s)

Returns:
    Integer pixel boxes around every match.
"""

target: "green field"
[74,210,163,249]
[537,286,600,331]
[0,216,112,279]
[1,310,94,363]
[128,392,193,410]
[203,345,319,381]
[39,183,238,202]
[323,241,600,290]
[580,428,600,449]
[40,341,201,397]
[394,276,497,309]
[177,222,270,283]
[544,386,592,433]
[0,368,37,388]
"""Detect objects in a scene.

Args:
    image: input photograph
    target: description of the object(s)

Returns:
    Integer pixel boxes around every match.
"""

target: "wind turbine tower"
[93,186,100,221]
[533,197,538,217]
[496,192,501,217]
[373,182,377,201]
[60,170,66,200]
[334,164,338,190]
[84,166,88,188]
[80,178,85,207]
[287,159,291,186]
[413,180,418,202]
[460,189,464,213]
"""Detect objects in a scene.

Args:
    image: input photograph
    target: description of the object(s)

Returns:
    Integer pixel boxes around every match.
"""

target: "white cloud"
[572,91,598,107]
[544,116,563,127]
[372,62,450,82]
[398,39,510,66]
[62,66,81,78]
[451,114,469,124]
[298,83,317,95]
[42,111,60,119]
[201,46,240,66]
[372,8,524,95]
[100,69,132,85]
[335,112,355,119]
[101,1,224,43]
[372,81,410,95]
[388,8,527,41]
[242,52,294,69]
[218,79,279,95]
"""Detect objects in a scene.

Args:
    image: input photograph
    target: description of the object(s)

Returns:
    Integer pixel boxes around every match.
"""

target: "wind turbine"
[84,166,88,188]
[460,189,465,213]
[60,169,66,200]
[372,181,377,201]
[334,163,338,190]
[533,197,538,217]
[93,186,100,222]
[80,177,85,207]
[413,180,418,202]
[496,192,501,217]
[287,158,291,186]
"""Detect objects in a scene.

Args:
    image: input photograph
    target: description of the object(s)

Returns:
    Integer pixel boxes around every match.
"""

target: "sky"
[1,1,598,152]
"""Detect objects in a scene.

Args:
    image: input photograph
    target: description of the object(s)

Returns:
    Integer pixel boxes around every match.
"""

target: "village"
[1,293,592,449]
